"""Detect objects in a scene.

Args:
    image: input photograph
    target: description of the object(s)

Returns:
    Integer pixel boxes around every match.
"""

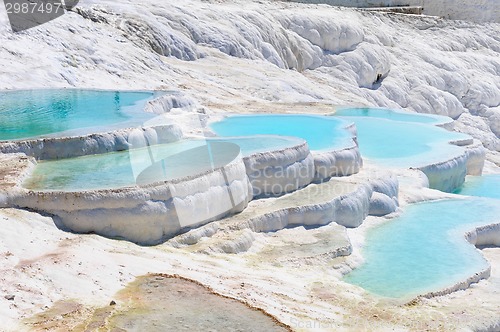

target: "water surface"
[344,198,500,299]
[0,89,160,140]
[335,107,450,125]
[455,174,500,199]
[210,114,354,151]
[335,115,470,168]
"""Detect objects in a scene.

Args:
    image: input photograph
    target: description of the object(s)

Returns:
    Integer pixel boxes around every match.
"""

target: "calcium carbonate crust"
[238,174,398,233]
[0,124,183,161]
[416,140,486,192]
[7,159,252,245]
[177,174,399,254]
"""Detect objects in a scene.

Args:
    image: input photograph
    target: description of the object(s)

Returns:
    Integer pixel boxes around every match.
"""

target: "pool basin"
[23,136,306,192]
[332,108,482,192]
[0,89,164,141]
[455,174,500,199]
[210,114,355,151]
[334,107,452,125]
[210,114,362,181]
[334,114,471,169]
[13,139,253,244]
[344,197,500,299]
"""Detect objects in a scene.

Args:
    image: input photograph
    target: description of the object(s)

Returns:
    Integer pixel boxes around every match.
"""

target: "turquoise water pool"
[210,114,354,151]
[455,175,500,199]
[210,112,470,168]
[210,136,305,156]
[24,136,303,191]
[344,198,500,299]
[335,108,451,125]
[335,114,470,168]
[0,89,161,141]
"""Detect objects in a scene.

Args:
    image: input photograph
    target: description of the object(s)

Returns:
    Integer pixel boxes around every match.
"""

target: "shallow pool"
[335,107,451,125]
[344,198,500,299]
[0,89,161,141]
[210,114,354,151]
[455,174,500,199]
[24,136,303,191]
[334,111,471,168]
[210,112,470,168]
[210,135,305,156]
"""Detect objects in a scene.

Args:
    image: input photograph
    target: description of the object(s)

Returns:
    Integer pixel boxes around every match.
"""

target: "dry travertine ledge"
[168,171,399,254]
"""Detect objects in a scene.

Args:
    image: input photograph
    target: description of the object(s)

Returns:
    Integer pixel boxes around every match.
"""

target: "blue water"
[335,116,470,168]
[0,89,161,140]
[335,108,450,125]
[455,175,500,199]
[24,136,302,191]
[344,198,500,299]
[210,112,470,168]
[210,114,354,151]
[210,136,305,156]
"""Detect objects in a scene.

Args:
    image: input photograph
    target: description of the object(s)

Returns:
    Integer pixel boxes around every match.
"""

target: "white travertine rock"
[335,184,373,227]
[0,125,183,160]
[312,145,363,181]
[1,136,398,245]
[218,230,256,254]
[289,0,499,23]
[465,141,487,176]
[240,183,373,232]
[370,174,399,199]
[0,0,499,327]
[168,222,220,247]
[279,12,364,55]
[0,0,497,153]
[241,138,363,197]
[367,173,399,216]
[243,142,315,197]
[8,159,252,245]
[144,93,197,114]
[416,140,487,192]
[417,154,468,193]
[466,223,500,248]
[369,191,398,216]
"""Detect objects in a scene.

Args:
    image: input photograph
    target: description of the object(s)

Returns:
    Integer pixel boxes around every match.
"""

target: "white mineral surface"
[1,0,499,330]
